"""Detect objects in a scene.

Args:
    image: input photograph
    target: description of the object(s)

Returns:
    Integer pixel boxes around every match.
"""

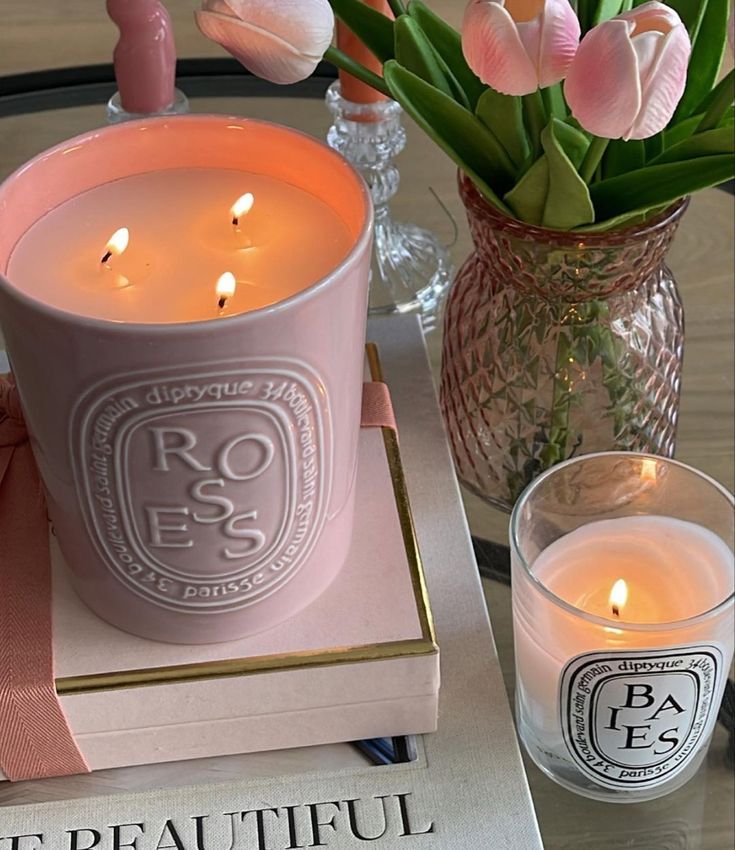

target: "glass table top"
[0,71,733,849]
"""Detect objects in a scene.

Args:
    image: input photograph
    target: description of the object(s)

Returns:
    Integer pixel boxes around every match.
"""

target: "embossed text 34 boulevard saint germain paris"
[0,793,436,850]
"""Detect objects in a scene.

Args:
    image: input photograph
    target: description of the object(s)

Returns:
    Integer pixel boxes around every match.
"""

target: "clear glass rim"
[509,451,735,631]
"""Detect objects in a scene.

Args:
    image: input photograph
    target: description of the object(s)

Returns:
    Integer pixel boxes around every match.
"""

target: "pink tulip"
[462,0,580,96]
[565,2,691,140]
[195,0,334,85]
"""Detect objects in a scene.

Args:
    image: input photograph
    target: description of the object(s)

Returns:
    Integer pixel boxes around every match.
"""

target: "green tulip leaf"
[696,68,735,131]
[476,88,530,169]
[665,0,708,43]
[673,0,730,122]
[562,115,591,135]
[576,0,592,33]
[550,119,591,170]
[504,157,549,225]
[592,0,625,25]
[504,119,594,229]
[661,105,732,149]
[590,155,735,220]
[394,15,457,100]
[408,0,486,109]
[383,60,513,210]
[650,126,734,165]
[663,114,704,147]
[437,60,472,109]
[580,0,630,31]
[644,134,664,160]
[426,46,471,108]
[602,139,646,178]
[580,202,673,233]
[540,120,595,229]
[329,0,395,63]
[694,65,735,115]
[410,28,472,109]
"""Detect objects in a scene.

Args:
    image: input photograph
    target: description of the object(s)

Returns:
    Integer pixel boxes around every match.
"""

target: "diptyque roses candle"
[0,116,372,643]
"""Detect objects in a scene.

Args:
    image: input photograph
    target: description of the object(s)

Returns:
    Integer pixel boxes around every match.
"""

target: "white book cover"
[0,316,542,849]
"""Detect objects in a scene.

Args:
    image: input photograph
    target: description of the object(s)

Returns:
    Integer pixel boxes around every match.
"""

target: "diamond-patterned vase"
[441,174,687,512]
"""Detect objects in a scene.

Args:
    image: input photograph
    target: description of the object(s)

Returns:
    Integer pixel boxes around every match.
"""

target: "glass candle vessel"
[511,452,734,802]
[0,116,372,645]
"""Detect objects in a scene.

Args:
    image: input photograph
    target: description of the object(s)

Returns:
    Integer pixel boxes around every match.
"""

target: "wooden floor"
[1,4,733,848]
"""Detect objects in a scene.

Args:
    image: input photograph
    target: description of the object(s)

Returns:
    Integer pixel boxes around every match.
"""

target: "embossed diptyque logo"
[70,360,331,612]
[560,646,724,790]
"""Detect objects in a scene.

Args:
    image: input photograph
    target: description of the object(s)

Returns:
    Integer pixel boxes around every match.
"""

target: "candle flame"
[101,227,129,263]
[216,271,236,309]
[231,193,254,225]
[609,579,628,618]
[640,457,658,483]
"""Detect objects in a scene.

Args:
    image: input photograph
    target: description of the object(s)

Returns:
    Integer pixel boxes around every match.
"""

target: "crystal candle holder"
[107,87,189,124]
[326,81,452,330]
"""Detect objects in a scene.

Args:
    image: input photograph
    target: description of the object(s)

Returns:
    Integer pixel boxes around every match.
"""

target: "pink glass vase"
[441,174,687,512]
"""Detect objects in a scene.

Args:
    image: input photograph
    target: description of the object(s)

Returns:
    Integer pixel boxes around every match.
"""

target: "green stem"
[547,325,572,465]
[580,136,610,184]
[541,83,567,120]
[522,90,547,158]
[386,0,406,15]
[697,69,734,132]
[324,46,391,97]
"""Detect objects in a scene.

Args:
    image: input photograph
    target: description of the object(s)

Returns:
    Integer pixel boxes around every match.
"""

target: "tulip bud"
[565,1,691,140]
[195,0,334,85]
[461,0,580,96]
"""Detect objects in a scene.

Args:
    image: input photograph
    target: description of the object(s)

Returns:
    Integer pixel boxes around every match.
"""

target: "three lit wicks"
[100,193,256,312]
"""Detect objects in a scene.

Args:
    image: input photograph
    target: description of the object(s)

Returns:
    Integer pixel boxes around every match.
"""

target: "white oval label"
[70,359,330,613]
[560,645,724,790]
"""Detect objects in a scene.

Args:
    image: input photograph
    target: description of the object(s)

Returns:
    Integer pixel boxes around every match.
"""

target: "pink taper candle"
[107,0,176,114]
[337,0,391,104]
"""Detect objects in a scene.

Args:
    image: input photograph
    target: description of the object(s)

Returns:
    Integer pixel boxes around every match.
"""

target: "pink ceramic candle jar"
[0,116,372,644]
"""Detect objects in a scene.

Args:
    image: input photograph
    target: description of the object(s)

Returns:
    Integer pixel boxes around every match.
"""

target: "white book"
[0,316,542,849]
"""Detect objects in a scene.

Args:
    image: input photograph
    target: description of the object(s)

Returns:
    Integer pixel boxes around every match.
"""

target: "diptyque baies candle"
[511,453,734,802]
[0,116,373,643]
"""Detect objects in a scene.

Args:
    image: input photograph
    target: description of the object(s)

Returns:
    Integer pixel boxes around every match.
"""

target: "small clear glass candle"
[510,452,734,802]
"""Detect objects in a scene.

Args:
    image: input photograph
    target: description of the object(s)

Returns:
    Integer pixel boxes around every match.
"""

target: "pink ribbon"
[0,375,90,781]
[0,379,396,782]
[361,381,397,432]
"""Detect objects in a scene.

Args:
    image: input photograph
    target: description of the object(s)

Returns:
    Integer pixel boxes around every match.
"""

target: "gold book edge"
[57,343,437,697]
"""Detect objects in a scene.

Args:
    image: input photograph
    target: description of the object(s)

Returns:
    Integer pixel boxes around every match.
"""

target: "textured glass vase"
[441,173,687,512]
